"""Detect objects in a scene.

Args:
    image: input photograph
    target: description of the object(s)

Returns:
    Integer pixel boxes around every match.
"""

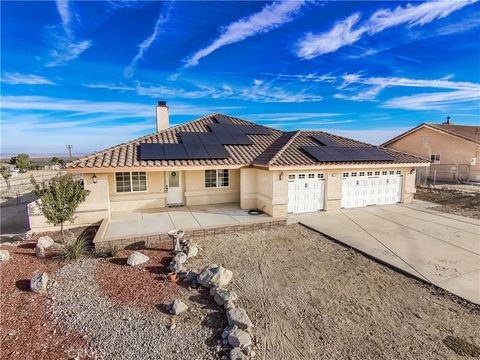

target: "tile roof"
[427,124,480,144]
[67,113,428,171]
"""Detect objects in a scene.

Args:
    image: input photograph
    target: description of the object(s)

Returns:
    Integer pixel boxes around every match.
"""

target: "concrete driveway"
[290,202,480,304]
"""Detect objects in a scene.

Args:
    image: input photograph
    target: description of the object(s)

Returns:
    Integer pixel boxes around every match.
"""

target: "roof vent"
[444,116,452,125]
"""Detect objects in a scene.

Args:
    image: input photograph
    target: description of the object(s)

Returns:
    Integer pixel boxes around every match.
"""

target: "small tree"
[15,153,30,173]
[51,157,61,164]
[0,165,11,180]
[31,174,89,242]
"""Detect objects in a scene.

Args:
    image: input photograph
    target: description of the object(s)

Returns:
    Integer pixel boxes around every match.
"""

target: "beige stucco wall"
[184,169,240,206]
[386,127,480,181]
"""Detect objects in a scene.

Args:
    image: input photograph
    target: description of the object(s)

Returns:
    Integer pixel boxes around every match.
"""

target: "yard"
[1,224,479,359]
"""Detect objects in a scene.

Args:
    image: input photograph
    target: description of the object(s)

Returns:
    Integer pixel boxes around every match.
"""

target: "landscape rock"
[197,264,233,288]
[30,272,49,293]
[228,327,252,349]
[34,245,46,258]
[224,300,236,310]
[184,269,198,282]
[0,249,10,262]
[222,325,236,339]
[126,251,149,266]
[171,299,188,315]
[173,252,187,264]
[230,348,249,360]
[227,308,254,331]
[37,236,54,249]
[169,260,186,273]
[214,288,238,306]
[185,245,199,259]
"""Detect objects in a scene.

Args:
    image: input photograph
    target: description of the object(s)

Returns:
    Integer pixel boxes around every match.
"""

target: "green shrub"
[96,242,120,258]
[57,236,88,261]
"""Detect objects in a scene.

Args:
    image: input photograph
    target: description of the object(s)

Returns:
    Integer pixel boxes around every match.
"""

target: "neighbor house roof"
[381,123,480,147]
[67,113,428,172]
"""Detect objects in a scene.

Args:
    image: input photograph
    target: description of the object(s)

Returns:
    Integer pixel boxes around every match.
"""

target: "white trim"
[114,171,148,194]
[204,169,230,189]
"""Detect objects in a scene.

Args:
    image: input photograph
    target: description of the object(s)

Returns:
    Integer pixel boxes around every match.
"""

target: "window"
[351,172,357,177]
[288,174,295,180]
[308,174,315,179]
[317,174,324,179]
[367,171,373,176]
[374,171,380,176]
[430,154,440,164]
[389,171,395,175]
[115,172,147,192]
[396,170,402,175]
[382,171,388,175]
[359,172,365,176]
[205,169,229,188]
[299,174,306,179]
[343,172,349,177]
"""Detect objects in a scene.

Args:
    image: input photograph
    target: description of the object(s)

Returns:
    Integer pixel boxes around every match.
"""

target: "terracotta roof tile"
[67,114,428,171]
[427,124,480,144]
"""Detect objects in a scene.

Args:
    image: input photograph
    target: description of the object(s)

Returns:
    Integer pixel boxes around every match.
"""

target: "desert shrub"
[57,236,88,261]
[96,242,120,258]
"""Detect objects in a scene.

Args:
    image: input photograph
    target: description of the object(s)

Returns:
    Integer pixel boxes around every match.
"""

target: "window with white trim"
[359,172,365,176]
[374,171,380,176]
[367,171,373,176]
[308,174,315,179]
[299,174,306,179]
[389,170,395,175]
[343,172,349,177]
[430,154,440,164]
[396,170,402,175]
[205,169,229,188]
[115,172,147,192]
[382,171,388,175]
[288,174,295,180]
[351,172,357,177]
[317,174,324,179]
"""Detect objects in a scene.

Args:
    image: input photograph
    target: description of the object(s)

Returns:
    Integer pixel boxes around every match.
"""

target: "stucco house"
[382,118,480,182]
[29,102,429,232]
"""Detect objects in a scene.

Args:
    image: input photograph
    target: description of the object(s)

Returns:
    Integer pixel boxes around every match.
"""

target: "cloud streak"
[184,0,307,67]
[296,0,477,59]
[124,2,173,78]
[2,72,56,85]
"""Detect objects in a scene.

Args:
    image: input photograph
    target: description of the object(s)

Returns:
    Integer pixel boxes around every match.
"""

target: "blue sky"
[1,0,479,155]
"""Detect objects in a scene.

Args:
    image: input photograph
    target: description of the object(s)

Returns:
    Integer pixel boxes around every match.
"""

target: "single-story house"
[29,102,429,232]
[382,118,480,182]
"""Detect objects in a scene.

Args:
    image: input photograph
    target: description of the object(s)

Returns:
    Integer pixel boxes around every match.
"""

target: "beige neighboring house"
[29,102,429,232]
[382,119,480,182]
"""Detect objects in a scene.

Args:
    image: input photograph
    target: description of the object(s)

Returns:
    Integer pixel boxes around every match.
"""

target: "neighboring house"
[382,119,480,182]
[29,102,429,231]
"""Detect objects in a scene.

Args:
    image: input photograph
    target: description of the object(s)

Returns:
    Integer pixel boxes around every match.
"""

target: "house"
[382,118,480,182]
[28,102,429,232]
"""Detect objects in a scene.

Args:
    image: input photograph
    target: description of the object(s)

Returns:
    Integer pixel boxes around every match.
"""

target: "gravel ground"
[50,259,226,360]
[189,224,480,360]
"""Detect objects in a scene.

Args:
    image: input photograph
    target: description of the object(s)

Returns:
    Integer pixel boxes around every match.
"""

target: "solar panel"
[205,144,230,159]
[232,134,253,145]
[138,143,165,160]
[241,125,271,135]
[178,132,202,144]
[214,115,235,125]
[311,134,339,147]
[184,143,210,159]
[198,133,222,145]
[208,123,229,133]
[303,146,394,162]
[163,144,188,159]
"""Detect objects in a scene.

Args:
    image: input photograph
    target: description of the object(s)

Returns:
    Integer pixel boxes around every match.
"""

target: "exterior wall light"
[410,168,415,174]
[92,174,98,184]
[279,171,284,180]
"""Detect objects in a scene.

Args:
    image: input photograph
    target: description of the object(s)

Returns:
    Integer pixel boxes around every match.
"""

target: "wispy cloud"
[383,90,480,110]
[244,112,344,122]
[184,0,307,68]
[2,72,56,85]
[262,72,337,83]
[326,127,412,145]
[124,2,173,78]
[47,1,92,67]
[296,0,477,59]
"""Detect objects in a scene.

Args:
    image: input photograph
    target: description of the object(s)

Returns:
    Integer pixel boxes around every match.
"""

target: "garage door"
[341,170,403,209]
[288,173,325,213]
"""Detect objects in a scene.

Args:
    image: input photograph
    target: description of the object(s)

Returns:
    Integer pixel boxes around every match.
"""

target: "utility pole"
[66,145,73,161]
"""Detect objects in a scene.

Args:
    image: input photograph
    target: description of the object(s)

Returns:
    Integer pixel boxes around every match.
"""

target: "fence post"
[433,170,437,186]
[455,164,459,183]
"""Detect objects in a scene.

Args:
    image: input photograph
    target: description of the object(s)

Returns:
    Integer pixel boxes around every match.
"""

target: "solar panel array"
[303,146,394,162]
[139,142,230,161]
[311,134,340,147]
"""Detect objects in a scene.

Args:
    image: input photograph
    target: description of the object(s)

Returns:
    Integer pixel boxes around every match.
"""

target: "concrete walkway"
[105,203,269,239]
[290,201,480,304]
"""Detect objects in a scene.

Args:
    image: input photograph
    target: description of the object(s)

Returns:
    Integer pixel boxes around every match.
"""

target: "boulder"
[171,299,188,315]
[169,260,186,273]
[228,327,252,349]
[126,251,149,266]
[34,245,46,258]
[224,300,236,310]
[0,249,10,262]
[227,308,254,331]
[186,245,199,259]
[173,252,187,264]
[37,236,54,249]
[30,272,49,293]
[230,348,249,360]
[197,264,233,288]
[214,288,238,306]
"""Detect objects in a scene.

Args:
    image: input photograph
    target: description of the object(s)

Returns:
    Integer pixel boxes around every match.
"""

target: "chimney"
[156,101,169,132]
[444,116,452,125]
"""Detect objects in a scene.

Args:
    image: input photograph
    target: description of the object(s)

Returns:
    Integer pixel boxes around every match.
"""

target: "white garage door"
[288,173,325,213]
[341,170,403,209]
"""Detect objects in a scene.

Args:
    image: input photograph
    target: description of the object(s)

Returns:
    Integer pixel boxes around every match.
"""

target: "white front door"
[288,173,325,213]
[341,171,403,208]
[166,171,182,204]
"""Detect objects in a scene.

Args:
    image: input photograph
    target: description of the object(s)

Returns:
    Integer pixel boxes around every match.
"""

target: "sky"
[1,0,480,156]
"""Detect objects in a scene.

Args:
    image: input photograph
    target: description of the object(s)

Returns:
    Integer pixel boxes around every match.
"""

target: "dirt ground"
[190,224,480,360]
[415,185,480,219]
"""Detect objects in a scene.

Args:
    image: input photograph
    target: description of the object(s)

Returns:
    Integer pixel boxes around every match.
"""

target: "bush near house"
[31,174,89,242]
